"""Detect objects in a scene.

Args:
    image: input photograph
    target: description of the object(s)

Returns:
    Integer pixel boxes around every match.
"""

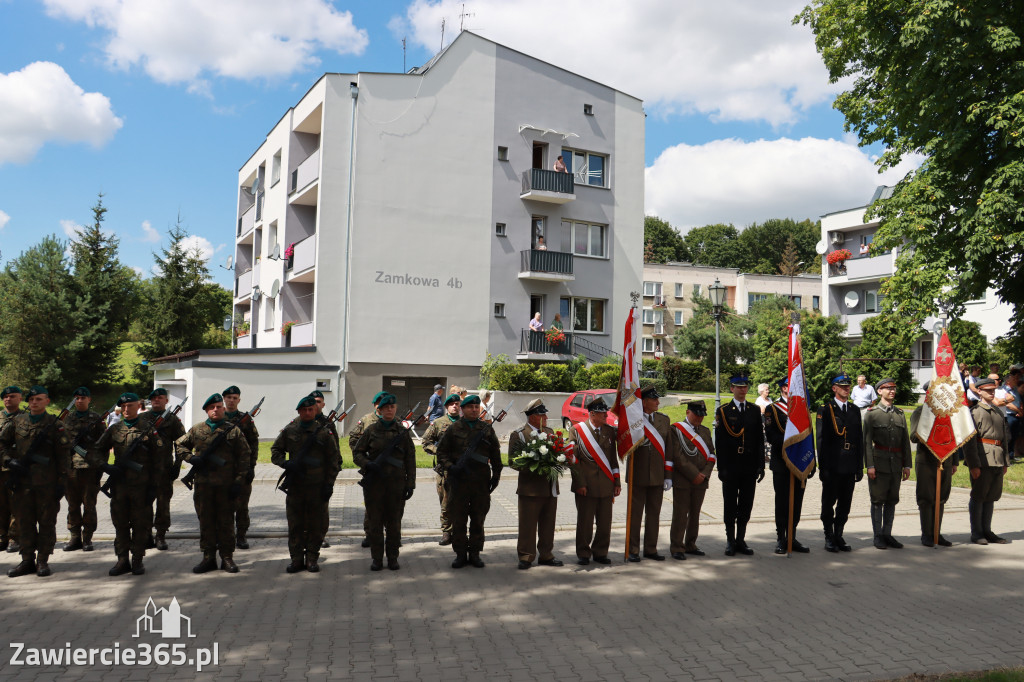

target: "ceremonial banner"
[613,307,645,459]
[916,329,975,462]
[782,323,816,480]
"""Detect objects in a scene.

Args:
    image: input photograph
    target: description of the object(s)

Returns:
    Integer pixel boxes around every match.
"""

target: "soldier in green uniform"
[309,390,341,548]
[626,387,674,562]
[863,378,913,549]
[62,387,105,552]
[139,388,186,551]
[910,381,958,547]
[348,391,385,548]
[0,386,70,577]
[222,386,259,550]
[1,386,24,553]
[964,377,1012,544]
[422,393,460,545]
[175,393,249,573]
[353,393,416,571]
[508,398,564,570]
[89,393,165,576]
[436,394,502,568]
[271,395,341,573]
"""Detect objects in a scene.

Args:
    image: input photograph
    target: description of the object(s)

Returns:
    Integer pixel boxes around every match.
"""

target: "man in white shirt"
[851,375,877,416]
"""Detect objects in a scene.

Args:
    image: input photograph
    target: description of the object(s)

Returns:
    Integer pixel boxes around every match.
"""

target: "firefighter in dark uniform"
[817,375,864,552]
[714,376,765,556]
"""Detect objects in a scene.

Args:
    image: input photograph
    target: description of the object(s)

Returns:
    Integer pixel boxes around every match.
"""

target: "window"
[563,220,607,257]
[584,103,593,115]
[497,146,508,161]
[271,151,282,186]
[572,298,606,333]
[570,394,584,408]
[495,222,506,237]
[920,339,933,368]
[494,303,505,318]
[790,295,802,308]
[264,297,276,331]
[561,147,608,187]
[674,310,684,325]
[643,281,663,297]
[674,283,684,298]
[641,337,655,352]
[812,295,820,310]
[748,293,769,307]
[316,378,331,391]
[693,283,701,297]
[532,216,546,248]
[865,289,878,313]
[642,308,663,325]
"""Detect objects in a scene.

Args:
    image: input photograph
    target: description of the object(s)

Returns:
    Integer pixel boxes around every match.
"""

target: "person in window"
[550,313,564,331]
[529,313,544,332]
[553,155,567,173]
[536,236,548,251]
[859,243,870,256]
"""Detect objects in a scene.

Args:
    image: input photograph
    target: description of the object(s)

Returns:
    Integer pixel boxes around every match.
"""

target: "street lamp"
[708,278,727,412]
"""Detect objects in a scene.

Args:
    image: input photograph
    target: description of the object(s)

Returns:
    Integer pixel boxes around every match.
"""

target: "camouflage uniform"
[62,410,105,547]
[90,418,165,566]
[348,411,379,541]
[0,408,23,549]
[138,408,186,544]
[271,420,341,567]
[175,420,249,564]
[422,413,458,538]
[353,420,416,564]
[0,412,71,572]
[224,411,259,544]
[435,418,502,561]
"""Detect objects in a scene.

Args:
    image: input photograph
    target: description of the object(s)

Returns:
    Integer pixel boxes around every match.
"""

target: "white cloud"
[131,265,145,277]
[645,137,925,231]
[0,210,9,230]
[0,61,122,164]
[398,0,836,125]
[141,219,160,242]
[178,234,215,263]
[44,0,369,88]
[60,219,84,238]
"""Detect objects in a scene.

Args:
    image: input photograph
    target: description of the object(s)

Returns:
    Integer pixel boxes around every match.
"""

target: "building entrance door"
[382,375,447,421]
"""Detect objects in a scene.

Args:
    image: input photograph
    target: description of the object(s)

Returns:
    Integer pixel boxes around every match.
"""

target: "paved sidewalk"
[2,472,1023,681]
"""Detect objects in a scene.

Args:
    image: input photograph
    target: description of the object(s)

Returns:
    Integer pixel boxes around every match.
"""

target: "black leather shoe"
[452,554,468,569]
[873,535,888,550]
[361,537,371,548]
[627,553,642,563]
[671,552,686,560]
[971,535,989,545]
[439,532,452,546]
[642,553,666,561]
[235,537,249,550]
[108,558,130,576]
[192,556,217,574]
[684,548,705,556]
[576,558,590,566]
[286,560,305,573]
[774,541,786,555]
[370,559,383,571]
[724,541,736,557]
[387,558,400,571]
[593,556,611,565]
[921,535,935,547]
[146,534,156,550]
[824,536,838,553]
[155,535,168,551]
[937,535,953,547]
[469,554,485,568]
[36,561,51,577]
[64,535,83,552]
[736,540,754,556]
[220,558,239,573]
[518,560,532,569]
[538,558,564,567]
[984,532,1009,545]
[791,539,810,553]
[9,559,36,578]
[836,537,852,552]
[321,539,331,548]
[82,540,94,552]
[885,536,903,549]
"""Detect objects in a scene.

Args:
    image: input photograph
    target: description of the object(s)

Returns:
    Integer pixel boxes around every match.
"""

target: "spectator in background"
[995,373,1021,461]
[536,236,548,251]
[851,374,877,415]
[553,155,567,173]
[427,384,445,423]
[107,406,122,427]
[529,313,544,332]
[551,313,564,331]
[479,390,494,423]
[754,384,772,413]
[959,362,971,385]
[966,366,983,404]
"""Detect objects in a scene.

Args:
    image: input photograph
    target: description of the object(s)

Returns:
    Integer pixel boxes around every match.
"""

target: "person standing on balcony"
[553,155,567,173]
[529,313,544,332]
[551,313,564,331]
[536,236,548,251]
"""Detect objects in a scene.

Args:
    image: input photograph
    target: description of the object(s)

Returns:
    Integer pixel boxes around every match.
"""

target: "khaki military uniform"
[0,413,71,564]
[964,402,1011,542]
[508,423,558,564]
[568,421,619,561]
[175,421,249,561]
[353,420,416,561]
[138,409,186,539]
[224,411,259,541]
[910,406,958,541]
[90,419,165,560]
[863,405,913,504]
[271,420,341,564]
[669,421,715,554]
[436,418,502,557]
[349,411,378,538]
[63,410,105,544]
[626,411,673,556]
[0,409,22,546]
[422,413,458,535]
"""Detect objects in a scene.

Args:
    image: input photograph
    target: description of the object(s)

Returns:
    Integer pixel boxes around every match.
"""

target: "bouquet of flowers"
[511,431,575,482]
[826,248,852,265]
[545,327,566,346]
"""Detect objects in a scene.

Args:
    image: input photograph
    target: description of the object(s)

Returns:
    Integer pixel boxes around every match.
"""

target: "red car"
[560,389,618,430]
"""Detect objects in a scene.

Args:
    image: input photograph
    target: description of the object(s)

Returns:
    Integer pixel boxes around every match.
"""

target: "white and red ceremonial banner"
[915,329,976,462]
[782,323,816,481]
[613,307,646,459]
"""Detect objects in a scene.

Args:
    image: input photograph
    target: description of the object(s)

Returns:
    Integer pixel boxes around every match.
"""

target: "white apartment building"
[820,186,1012,387]
[640,262,821,359]
[150,32,644,429]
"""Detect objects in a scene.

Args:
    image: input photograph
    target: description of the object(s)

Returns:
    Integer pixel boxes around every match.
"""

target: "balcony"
[284,321,313,347]
[653,323,666,337]
[520,169,575,204]
[235,269,252,299]
[236,334,252,349]
[843,252,893,281]
[237,204,255,239]
[652,294,666,308]
[286,235,316,282]
[518,249,574,282]
[840,312,874,336]
[518,329,574,360]
[290,149,320,205]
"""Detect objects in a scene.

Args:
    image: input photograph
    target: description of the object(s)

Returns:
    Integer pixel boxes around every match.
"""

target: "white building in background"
[820,186,1012,387]
[149,31,645,430]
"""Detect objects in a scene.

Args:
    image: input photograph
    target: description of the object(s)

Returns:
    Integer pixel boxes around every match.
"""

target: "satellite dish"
[250,177,260,196]
[223,315,232,331]
[252,287,262,302]
[844,291,860,309]
[814,240,826,255]
[270,279,280,298]
[225,256,234,269]
[271,243,281,260]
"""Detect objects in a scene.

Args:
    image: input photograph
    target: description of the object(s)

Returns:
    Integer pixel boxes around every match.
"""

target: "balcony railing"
[290,149,320,194]
[518,329,623,365]
[520,169,575,203]
[236,334,252,349]
[235,269,252,298]
[519,249,573,280]
[285,321,313,347]
[237,204,255,237]
[286,235,315,274]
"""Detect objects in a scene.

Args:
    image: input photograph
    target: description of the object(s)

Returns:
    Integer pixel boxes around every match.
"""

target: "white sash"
[574,421,619,482]
[642,415,669,469]
[672,421,716,464]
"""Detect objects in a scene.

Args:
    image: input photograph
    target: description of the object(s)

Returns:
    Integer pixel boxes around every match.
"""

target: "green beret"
[372,391,386,405]
[460,395,481,407]
[202,393,224,410]
[148,387,168,399]
[72,386,91,397]
[26,385,48,398]
[0,386,21,398]
[377,393,397,407]
[222,385,240,396]
[308,390,324,399]
[118,392,140,406]
[296,395,317,410]
[444,393,461,406]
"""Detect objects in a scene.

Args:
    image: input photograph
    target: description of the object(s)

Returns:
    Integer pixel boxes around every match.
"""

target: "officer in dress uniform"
[567,398,620,566]
[862,377,913,550]
[508,399,564,570]
[910,381,959,547]
[764,378,812,554]
[817,375,864,552]
[669,401,715,560]
[61,386,105,552]
[421,393,461,546]
[964,377,1012,545]
[714,376,765,556]
[626,387,674,562]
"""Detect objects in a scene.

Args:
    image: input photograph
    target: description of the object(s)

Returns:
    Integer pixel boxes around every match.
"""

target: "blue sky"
[0,0,919,289]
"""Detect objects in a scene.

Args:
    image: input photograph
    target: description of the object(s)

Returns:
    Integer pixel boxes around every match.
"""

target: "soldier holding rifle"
[61,386,108,552]
[0,385,23,553]
[222,385,260,550]
[139,387,186,551]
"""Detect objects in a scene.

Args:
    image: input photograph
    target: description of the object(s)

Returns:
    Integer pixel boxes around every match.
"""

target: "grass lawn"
[897,669,1024,681]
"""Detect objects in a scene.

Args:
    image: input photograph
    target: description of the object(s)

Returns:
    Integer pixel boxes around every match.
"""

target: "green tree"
[737,218,821,274]
[797,1,1024,359]
[946,319,988,368]
[848,311,925,404]
[684,223,744,268]
[671,293,753,373]
[643,215,689,263]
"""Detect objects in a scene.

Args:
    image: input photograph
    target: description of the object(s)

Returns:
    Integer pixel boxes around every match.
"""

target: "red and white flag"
[916,329,976,462]
[613,307,645,459]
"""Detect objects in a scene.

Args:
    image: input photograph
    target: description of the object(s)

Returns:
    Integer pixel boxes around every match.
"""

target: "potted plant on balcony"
[281,320,298,346]
[827,248,852,274]
[235,321,250,337]
[284,242,295,269]
[545,326,566,350]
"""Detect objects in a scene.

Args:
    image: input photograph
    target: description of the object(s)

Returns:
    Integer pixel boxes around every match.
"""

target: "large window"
[571,297,606,333]
[563,220,607,257]
[865,289,878,313]
[562,148,607,187]
[674,310,684,325]
[674,282,685,298]
[641,308,663,324]
[641,337,655,352]
[920,339,934,368]
[748,293,770,307]
[643,281,662,296]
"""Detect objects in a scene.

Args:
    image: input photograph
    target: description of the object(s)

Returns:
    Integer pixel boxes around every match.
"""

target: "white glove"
[663,479,673,491]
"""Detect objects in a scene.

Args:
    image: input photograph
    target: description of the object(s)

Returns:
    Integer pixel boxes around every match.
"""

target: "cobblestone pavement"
[2,467,1023,681]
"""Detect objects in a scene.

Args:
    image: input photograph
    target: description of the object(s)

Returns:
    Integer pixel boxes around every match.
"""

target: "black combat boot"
[0,537,7,552]
[982,502,1009,544]
[82,532,94,552]
[439,531,452,546]
[871,504,887,549]
[35,554,51,577]
[823,527,837,552]
[451,553,468,569]
[64,533,83,552]
[155,533,168,551]
[146,534,156,550]
[468,553,485,568]
[9,554,36,578]
[321,538,331,548]
[361,537,371,548]
[109,556,131,576]
[7,540,21,554]
[131,555,145,575]
[724,523,736,556]
[882,505,903,548]
[306,554,320,573]
[286,558,305,573]
[834,523,852,552]
[370,558,383,571]
[969,499,987,544]
[235,535,248,550]
[387,556,400,571]
[192,553,217,574]
[920,506,934,547]
[220,556,240,573]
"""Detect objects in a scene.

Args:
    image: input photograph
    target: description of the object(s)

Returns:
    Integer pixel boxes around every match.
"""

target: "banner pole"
[933,466,942,547]
[787,472,795,556]
[624,452,634,561]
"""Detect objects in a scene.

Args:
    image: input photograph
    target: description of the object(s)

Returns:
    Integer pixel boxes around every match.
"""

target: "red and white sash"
[672,421,716,464]
[642,414,670,471]
[774,399,789,416]
[573,421,619,482]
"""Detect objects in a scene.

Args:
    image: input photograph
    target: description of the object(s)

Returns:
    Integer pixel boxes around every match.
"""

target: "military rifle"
[357,402,427,488]
[448,400,512,479]
[6,398,75,491]
[180,397,263,491]
[69,402,119,459]
[276,399,354,494]
[100,397,191,497]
